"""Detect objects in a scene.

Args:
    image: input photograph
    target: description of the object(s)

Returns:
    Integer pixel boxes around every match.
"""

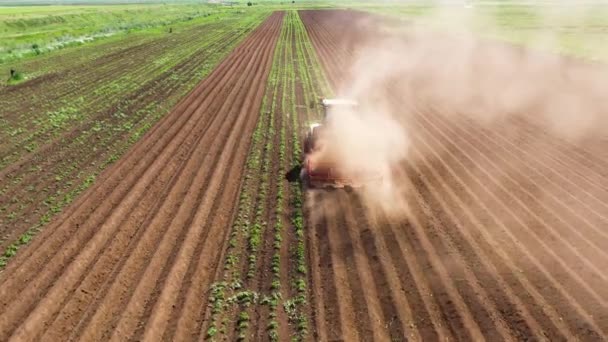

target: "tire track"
[348,193,423,341]
[308,190,358,341]
[338,191,400,341]
[330,191,382,340]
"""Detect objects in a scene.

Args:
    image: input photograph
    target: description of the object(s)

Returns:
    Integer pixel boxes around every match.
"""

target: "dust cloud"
[310,3,608,218]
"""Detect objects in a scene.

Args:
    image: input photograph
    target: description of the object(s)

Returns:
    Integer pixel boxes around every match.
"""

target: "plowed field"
[300,9,608,341]
[0,12,283,341]
[1,7,607,342]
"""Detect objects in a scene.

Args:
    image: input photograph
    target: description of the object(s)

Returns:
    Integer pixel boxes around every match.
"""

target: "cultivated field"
[0,9,267,264]
[0,3,607,342]
[0,11,282,341]
[300,9,608,341]
[0,3,233,64]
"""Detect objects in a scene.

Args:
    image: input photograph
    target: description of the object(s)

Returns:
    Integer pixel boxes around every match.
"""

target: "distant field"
[353,3,608,61]
[0,4,154,15]
[0,3,234,63]
[0,2,335,65]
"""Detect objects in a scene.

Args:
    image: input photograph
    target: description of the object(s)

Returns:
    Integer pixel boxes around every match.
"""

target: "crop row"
[204,13,287,340]
[0,12,269,269]
[285,10,334,340]
[0,15,264,160]
[203,10,332,341]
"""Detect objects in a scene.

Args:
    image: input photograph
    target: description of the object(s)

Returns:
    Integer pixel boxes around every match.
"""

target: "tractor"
[302,98,382,189]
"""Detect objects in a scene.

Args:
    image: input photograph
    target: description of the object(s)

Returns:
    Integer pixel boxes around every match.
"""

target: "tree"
[247,1,252,6]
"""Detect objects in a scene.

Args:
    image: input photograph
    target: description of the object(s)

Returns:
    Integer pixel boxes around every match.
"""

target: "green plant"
[206,326,217,338]
[7,68,24,83]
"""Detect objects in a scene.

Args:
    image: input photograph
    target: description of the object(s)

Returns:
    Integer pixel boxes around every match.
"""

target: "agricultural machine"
[302,98,383,189]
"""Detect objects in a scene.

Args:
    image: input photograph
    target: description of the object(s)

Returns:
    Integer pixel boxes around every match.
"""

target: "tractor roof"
[309,122,322,130]
[321,98,358,107]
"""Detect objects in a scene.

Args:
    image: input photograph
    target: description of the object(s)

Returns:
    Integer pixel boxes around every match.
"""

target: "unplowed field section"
[0,12,283,341]
[300,10,608,341]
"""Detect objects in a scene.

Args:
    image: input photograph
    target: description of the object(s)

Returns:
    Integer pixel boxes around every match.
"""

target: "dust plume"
[309,3,608,217]
[319,94,411,219]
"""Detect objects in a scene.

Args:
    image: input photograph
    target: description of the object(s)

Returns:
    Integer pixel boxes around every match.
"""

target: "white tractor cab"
[320,98,358,120]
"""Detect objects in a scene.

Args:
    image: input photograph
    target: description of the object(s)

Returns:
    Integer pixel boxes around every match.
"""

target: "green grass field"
[0,3,244,64]
[0,2,335,66]
[6,1,607,66]
[354,2,608,60]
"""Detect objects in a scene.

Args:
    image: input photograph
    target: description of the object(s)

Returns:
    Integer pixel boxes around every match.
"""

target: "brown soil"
[0,12,283,341]
[0,18,259,252]
[300,9,608,341]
